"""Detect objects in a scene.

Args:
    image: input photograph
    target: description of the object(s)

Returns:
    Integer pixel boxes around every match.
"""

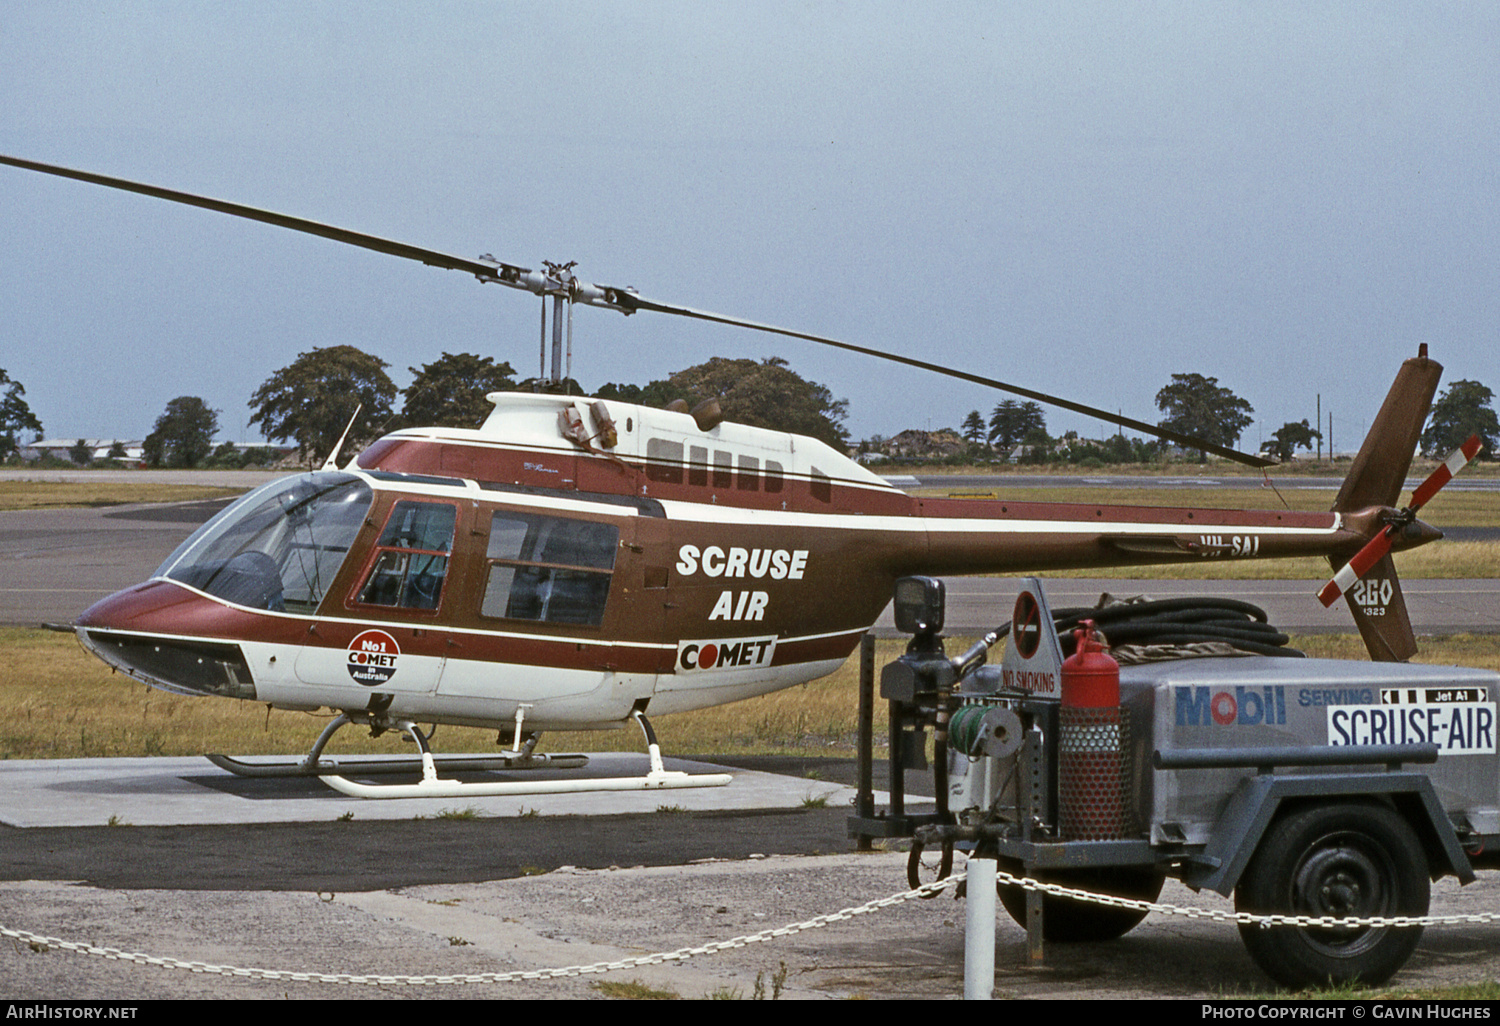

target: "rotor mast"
[536,261,579,392]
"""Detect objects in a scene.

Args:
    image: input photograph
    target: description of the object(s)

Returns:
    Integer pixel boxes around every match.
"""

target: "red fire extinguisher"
[1059,620,1129,840]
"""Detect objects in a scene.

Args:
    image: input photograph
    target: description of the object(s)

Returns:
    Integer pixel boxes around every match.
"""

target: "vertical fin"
[1330,346,1442,513]
[1327,346,1441,662]
[1341,553,1417,663]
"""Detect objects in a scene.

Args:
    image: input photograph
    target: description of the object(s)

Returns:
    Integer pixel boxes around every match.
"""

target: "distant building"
[20,438,145,462]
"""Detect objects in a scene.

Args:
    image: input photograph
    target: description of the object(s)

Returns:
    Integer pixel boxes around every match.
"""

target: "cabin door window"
[355,501,457,610]
[480,512,618,627]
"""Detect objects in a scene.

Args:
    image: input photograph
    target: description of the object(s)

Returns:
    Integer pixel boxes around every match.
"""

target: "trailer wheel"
[996,859,1164,942]
[1235,802,1428,989]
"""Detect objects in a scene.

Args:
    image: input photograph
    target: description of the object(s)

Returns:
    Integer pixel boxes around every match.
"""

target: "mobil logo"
[347,629,400,686]
[1175,685,1287,726]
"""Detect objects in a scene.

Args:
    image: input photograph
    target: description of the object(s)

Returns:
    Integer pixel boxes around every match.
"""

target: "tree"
[402,353,519,428]
[249,345,396,467]
[68,438,92,465]
[143,396,219,468]
[595,378,694,409]
[1266,419,1322,462]
[601,357,850,449]
[961,410,988,446]
[0,368,43,460]
[1155,373,1254,462]
[517,375,588,397]
[988,400,1046,452]
[1421,379,1499,459]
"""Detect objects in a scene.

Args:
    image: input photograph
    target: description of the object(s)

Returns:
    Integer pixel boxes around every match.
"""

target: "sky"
[2,2,1497,454]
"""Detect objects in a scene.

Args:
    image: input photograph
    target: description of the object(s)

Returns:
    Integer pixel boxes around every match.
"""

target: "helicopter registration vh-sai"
[0,153,1478,798]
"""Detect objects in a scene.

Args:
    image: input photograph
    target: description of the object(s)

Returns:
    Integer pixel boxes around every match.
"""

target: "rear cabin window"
[356,501,457,610]
[810,467,832,503]
[645,438,684,484]
[712,450,733,488]
[737,455,759,491]
[764,460,784,493]
[481,512,619,627]
[688,445,709,486]
[641,438,789,496]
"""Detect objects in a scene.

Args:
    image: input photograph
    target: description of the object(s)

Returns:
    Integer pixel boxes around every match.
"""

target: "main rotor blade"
[0,152,519,283]
[611,292,1274,467]
[2,151,1272,465]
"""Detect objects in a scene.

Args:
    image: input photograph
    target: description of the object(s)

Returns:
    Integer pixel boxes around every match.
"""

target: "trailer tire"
[1235,802,1428,989]
[996,859,1164,942]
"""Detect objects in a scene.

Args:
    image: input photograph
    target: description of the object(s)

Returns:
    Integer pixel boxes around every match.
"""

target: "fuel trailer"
[856,577,1500,989]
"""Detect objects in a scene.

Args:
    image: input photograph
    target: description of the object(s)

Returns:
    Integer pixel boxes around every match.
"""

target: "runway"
[3,497,1497,632]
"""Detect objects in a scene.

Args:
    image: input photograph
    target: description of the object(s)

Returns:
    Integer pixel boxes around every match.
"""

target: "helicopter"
[0,153,1481,798]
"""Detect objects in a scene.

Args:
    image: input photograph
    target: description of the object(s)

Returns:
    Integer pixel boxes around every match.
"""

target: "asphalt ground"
[0,755,892,886]
[4,499,1499,632]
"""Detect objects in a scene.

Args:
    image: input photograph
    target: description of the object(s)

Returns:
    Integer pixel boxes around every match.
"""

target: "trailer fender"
[1181,771,1474,895]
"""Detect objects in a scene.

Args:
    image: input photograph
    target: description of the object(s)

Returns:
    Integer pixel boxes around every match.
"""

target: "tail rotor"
[1318,434,1482,609]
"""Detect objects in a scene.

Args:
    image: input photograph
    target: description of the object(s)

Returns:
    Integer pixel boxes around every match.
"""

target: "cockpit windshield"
[157,473,373,613]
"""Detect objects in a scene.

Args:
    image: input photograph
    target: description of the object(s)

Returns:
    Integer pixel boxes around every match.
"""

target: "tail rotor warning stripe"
[1318,434,1482,608]
[1409,434,1483,510]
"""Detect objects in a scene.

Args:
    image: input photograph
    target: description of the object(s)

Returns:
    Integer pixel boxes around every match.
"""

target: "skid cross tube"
[207,712,588,778]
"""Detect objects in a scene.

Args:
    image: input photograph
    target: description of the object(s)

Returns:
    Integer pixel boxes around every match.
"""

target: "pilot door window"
[355,501,457,611]
[480,512,618,627]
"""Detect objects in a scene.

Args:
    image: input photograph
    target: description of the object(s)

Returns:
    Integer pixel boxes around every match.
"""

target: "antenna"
[321,404,363,471]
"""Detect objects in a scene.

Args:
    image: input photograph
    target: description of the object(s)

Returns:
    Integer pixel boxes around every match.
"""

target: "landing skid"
[211,711,733,799]
[205,752,589,778]
[207,712,587,779]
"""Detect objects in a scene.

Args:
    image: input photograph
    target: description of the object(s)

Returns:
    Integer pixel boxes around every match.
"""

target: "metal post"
[888,696,905,819]
[965,856,996,1000]
[551,295,565,385]
[855,633,875,848]
[538,298,547,389]
[1025,886,1045,965]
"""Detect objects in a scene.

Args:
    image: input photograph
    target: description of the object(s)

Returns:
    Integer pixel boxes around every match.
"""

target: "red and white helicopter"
[0,153,1481,798]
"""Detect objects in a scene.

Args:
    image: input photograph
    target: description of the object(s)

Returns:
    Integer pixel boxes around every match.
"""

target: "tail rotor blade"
[1318,434,1482,608]
[1408,434,1483,511]
[1318,530,1396,607]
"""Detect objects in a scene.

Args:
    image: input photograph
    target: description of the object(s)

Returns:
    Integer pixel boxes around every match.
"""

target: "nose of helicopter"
[75,580,260,699]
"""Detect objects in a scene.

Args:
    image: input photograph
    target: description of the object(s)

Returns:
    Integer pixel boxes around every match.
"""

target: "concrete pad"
[0,753,912,828]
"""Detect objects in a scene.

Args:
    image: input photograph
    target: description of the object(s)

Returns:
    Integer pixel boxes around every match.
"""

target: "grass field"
[0,481,243,510]
[6,628,1500,762]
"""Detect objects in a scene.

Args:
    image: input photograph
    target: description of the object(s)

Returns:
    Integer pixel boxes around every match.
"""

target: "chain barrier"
[985,864,1500,931]
[4,863,1497,988]
[0,875,960,987]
